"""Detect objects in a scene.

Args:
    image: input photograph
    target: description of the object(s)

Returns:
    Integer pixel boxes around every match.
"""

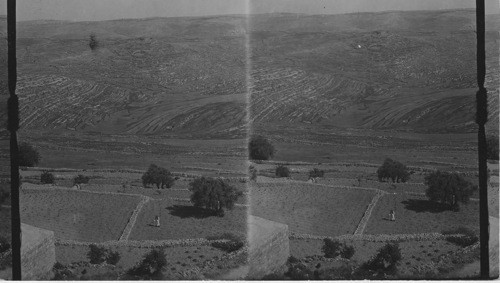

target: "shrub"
[18,142,41,167]
[275,165,290,178]
[442,227,478,247]
[425,171,476,210]
[249,136,275,160]
[189,177,242,215]
[40,171,55,184]
[377,158,410,183]
[309,168,325,179]
[89,34,98,50]
[340,245,355,259]
[285,262,316,280]
[127,249,167,280]
[211,240,244,253]
[249,165,257,181]
[0,236,10,253]
[142,164,174,189]
[487,135,499,160]
[322,238,342,258]
[73,174,90,185]
[362,243,402,275]
[106,250,121,265]
[87,244,107,264]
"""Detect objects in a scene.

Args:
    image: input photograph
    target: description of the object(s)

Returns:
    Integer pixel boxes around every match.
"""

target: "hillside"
[13,16,247,138]
[0,10,498,140]
[249,10,499,134]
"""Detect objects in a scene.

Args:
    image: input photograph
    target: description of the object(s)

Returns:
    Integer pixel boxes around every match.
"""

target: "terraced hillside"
[249,10,499,134]
[14,16,247,138]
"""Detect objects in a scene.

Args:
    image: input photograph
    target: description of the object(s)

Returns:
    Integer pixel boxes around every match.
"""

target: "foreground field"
[129,199,247,241]
[250,182,376,236]
[20,187,141,242]
[365,194,480,235]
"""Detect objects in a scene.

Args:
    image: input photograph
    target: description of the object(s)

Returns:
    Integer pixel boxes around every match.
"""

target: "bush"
[309,168,325,179]
[127,249,167,280]
[189,177,242,215]
[275,165,290,178]
[0,237,10,253]
[40,171,55,184]
[87,244,107,264]
[249,165,257,181]
[106,250,121,265]
[377,158,410,183]
[73,174,90,185]
[425,171,476,210]
[362,243,402,275]
[249,136,275,160]
[442,227,478,247]
[340,245,355,259]
[18,142,41,167]
[487,135,499,160]
[142,164,174,189]
[285,262,316,280]
[322,238,342,258]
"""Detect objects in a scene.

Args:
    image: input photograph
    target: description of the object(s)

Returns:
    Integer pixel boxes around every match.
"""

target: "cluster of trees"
[322,238,355,259]
[189,176,242,216]
[275,165,290,178]
[126,249,167,280]
[19,142,40,167]
[249,136,274,160]
[377,158,410,183]
[425,171,476,211]
[142,164,175,189]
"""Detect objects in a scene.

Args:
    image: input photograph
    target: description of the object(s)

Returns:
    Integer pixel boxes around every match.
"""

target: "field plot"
[365,194,479,235]
[250,182,376,236]
[129,199,247,240]
[20,188,141,242]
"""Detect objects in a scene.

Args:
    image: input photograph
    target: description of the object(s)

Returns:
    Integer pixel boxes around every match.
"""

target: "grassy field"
[128,199,247,240]
[20,188,141,242]
[365,194,479,235]
[250,182,376,236]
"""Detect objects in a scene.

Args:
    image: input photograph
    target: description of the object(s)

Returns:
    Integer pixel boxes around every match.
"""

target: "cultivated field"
[250,182,376,236]
[129,199,247,241]
[20,187,141,242]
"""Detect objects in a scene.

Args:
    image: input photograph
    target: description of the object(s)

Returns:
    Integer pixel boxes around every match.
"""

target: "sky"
[0,0,498,21]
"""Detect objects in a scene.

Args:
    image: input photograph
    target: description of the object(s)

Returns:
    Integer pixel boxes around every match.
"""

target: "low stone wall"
[247,215,289,279]
[21,223,56,280]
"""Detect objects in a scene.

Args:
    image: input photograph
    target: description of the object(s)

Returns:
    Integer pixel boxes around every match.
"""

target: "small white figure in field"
[154,215,160,227]
[389,210,395,221]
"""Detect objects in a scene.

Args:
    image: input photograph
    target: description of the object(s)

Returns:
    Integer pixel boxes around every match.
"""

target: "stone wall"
[247,215,289,279]
[21,223,56,280]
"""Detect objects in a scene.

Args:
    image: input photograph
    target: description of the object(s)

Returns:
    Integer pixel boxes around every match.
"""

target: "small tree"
[142,164,174,189]
[377,158,410,183]
[309,168,325,179]
[89,34,98,50]
[487,135,499,160]
[18,142,41,167]
[189,177,242,215]
[275,165,290,178]
[40,171,55,184]
[249,136,275,160]
[73,174,90,185]
[106,250,121,265]
[425,171,476,211]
